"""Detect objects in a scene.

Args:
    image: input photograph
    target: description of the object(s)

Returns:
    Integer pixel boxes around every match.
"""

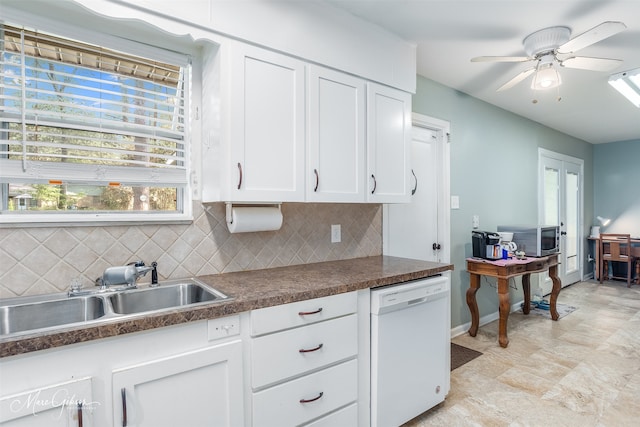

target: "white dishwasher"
[370,275,450,427]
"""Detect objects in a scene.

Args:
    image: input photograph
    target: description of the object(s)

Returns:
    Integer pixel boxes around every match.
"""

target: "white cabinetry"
[307,66,366,202]
[112,342,242,427]
[249,292,360,426]
[202,40,411,204]
[367,83,412,203]
[0,377,93,427]
[223,43,305,202]
[0,317,243,427]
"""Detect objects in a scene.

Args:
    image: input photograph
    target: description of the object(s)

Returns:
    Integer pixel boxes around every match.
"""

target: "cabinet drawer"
[252,359,358,427]
[252,314,357,388]
[302,403,358,427]
[251,291,357,336]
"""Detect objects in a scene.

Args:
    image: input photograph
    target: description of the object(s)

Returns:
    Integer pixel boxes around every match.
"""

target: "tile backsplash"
[0,202,382,298]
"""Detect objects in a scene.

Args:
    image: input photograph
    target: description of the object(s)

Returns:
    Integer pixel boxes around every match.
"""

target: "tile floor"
[404,280,640,427]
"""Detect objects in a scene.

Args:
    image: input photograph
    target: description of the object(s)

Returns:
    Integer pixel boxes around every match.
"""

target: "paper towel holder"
[225,202,282,225]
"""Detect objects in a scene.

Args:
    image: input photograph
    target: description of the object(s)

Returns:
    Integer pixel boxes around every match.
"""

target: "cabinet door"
[112,341,243,427]
[0,377,93,427]
[229,44,305,202]
[366,83,411,203]
[307,66,365,202]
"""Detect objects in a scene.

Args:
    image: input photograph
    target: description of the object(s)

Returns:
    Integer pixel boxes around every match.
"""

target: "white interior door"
[539,149,584,289]
[383,114,450,263]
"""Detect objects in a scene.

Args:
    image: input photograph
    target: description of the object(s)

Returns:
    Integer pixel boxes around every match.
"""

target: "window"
[0,24,191,224]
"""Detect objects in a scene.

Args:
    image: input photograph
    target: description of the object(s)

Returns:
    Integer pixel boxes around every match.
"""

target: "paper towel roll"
[227,206,283,233]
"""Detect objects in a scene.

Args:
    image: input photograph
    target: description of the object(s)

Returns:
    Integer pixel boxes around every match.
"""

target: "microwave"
[497,225,560,257]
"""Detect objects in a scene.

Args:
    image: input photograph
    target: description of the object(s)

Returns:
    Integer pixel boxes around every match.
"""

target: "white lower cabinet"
[112,342,243,427]
[0,292,370,427]
[0,317,243,427]
[248,291,360,426]
[0,377,93,427]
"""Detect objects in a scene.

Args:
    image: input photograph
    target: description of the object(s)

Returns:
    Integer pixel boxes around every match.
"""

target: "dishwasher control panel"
[371,275,449,315]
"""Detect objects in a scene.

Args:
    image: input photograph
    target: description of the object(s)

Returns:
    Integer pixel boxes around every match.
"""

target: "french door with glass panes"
[538,149,583,290]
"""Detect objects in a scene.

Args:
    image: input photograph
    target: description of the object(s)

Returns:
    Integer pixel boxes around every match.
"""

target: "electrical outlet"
[472,215,480,229]
[331,224,341,243]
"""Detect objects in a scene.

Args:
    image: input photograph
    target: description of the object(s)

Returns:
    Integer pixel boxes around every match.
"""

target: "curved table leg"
[466,273,481,337]
[521,273,531,315]
[548,264,561,321]
[497,277,510,348]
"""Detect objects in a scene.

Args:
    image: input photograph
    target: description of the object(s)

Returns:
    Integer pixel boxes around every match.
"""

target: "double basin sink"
[0,280,231,338]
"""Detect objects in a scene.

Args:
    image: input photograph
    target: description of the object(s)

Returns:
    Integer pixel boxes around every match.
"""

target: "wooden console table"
[466,253,561,348]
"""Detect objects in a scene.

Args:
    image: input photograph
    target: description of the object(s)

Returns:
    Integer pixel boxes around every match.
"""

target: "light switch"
[472,215,480,229]
[451,195,460,209]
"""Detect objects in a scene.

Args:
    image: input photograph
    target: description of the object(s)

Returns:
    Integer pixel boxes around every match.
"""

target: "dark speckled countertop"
[0,255,453,358]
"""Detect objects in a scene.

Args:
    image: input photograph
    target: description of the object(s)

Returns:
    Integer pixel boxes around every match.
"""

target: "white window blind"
[0,24,191,221]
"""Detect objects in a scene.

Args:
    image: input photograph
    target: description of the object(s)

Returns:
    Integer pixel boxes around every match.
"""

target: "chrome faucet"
[95,261,156,290]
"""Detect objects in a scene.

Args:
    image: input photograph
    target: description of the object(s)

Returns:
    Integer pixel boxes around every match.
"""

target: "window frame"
[0,20,194,226]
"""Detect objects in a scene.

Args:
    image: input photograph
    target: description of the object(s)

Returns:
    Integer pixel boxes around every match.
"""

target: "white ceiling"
[326,0,640,144]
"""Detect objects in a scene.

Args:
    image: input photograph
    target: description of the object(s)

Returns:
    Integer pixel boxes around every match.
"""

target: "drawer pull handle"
[299,391,324,404]
[77,402,83,427]
[299,343,323,353]
[314,168,319,192]
[298,307,323,316]
[121,388,128,427]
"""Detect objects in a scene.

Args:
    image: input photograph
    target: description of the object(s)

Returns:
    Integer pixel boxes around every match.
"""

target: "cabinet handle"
[77,402,83,427]
[237,162,243,190]
[411,169,417,195]
[299,391,324,404]
[299,343,323,353]
[313,168,319,192]
[371,174,377,194]
[121,388,128,427]
[298,307,323,316]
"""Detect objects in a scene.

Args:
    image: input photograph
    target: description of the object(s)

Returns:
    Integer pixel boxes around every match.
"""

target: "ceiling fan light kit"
[531,54,561,90]
[608,68,640,107]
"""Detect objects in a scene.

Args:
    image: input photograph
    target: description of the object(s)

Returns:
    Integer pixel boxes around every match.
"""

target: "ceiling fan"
[471,21,627,92]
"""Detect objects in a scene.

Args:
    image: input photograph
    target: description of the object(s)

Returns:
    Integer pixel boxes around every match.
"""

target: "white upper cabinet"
[307,66,366,202]
[366,83,412,203]
[226,43,305,202]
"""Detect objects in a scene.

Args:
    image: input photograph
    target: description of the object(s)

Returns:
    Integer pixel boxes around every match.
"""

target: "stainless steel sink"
[0,296,106,336]
[0,279,231,338]
[108,282,228,315]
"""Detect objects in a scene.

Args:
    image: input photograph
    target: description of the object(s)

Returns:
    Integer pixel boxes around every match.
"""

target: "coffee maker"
[472,231,502,259]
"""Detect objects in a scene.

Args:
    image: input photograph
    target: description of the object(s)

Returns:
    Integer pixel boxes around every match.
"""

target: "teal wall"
[593,140,640,237]
[412,75,595,330]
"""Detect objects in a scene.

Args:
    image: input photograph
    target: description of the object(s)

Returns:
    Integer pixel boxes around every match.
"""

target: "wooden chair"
[633,246,640,285]
[599,234,635,287]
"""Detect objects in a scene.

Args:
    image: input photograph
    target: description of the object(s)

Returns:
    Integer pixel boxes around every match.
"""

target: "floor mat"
[523,302,578,319]
[451,342,482,371]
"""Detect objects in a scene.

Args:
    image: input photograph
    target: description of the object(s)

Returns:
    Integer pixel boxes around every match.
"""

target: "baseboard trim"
[451,299,524,338]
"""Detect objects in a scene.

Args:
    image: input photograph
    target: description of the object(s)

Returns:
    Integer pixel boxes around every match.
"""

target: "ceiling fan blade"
[497,68,536,92]
[471,55,531,63]
[557,21,626,54]
[561,56,623,71]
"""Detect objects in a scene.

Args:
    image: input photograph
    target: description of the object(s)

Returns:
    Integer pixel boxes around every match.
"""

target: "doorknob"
[432,243,441,250]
